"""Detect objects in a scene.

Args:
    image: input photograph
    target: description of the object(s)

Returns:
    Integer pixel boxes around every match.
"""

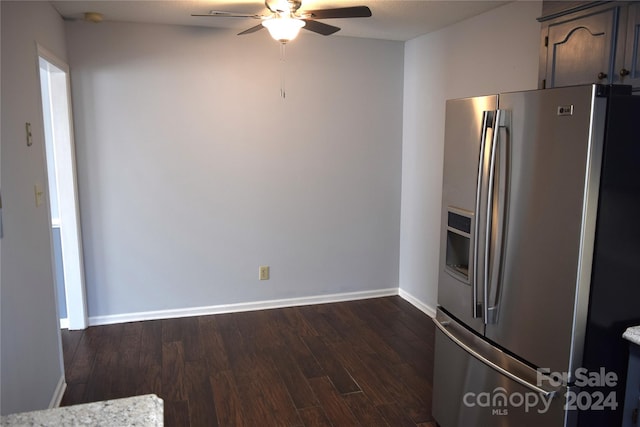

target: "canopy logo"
[463,387,553,415]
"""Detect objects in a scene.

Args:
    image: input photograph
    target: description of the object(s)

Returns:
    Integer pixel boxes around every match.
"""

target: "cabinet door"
[621,2,640,88]
[545,7,622,87]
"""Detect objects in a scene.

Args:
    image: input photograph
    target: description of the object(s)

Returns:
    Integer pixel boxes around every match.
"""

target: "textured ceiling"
[51,0,510,41]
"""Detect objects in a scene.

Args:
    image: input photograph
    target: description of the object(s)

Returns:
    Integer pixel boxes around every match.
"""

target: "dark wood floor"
[61,296,437,427]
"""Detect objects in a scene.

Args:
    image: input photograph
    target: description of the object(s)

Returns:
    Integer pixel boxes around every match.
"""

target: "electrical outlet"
[259,265,270,280]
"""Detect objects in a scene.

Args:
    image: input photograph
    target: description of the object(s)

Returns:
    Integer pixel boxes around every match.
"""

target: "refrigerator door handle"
[483,109,501,324]
[434,310,561,398]
[485,110,508,324]
[473,110,493,318]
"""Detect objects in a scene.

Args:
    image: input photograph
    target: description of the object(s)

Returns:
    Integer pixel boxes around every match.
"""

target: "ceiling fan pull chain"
[280,42,286,99]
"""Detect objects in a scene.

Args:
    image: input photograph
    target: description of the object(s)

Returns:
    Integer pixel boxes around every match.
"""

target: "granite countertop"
[623,326,640,346]
[1,394,163,426]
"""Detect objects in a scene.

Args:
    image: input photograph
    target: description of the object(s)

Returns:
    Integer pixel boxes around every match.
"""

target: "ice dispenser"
[445,207,474,283]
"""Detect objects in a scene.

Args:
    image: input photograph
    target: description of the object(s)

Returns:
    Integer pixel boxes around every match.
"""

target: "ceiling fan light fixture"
[262,16,305,43]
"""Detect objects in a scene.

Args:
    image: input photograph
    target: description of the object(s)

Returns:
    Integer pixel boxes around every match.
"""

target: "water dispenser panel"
[445,208,474,284]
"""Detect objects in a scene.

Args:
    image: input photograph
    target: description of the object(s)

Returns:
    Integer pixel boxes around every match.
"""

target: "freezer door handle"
[434,309,561,398]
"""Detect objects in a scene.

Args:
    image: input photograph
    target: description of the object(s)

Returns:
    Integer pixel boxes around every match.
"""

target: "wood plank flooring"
[61,296,437,427]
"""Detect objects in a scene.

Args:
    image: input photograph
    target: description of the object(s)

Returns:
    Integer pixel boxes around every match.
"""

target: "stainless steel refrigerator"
[432,84,640,427]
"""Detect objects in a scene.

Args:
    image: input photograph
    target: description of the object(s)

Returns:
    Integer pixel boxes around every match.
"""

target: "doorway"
[38,46,88,330]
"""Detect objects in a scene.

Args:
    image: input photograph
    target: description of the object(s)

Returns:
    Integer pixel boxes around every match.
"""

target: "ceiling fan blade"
[301,19,340,36]
[306,6,372,19]
[191,11,263,19]
[238,23,266,35]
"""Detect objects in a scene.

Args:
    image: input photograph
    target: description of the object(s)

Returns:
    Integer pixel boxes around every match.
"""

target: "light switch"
[34,184,44,207]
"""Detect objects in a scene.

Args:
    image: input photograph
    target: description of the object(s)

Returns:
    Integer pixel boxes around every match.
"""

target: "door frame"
[37,44,88,330]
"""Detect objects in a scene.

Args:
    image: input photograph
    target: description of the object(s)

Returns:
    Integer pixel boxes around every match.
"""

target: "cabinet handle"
[597,72,608,80]
[620,68,630,77]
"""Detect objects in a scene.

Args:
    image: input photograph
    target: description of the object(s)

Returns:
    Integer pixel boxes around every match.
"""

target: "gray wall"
[1,1,67,415]
[65,22,404,319]
[399,1,542,311]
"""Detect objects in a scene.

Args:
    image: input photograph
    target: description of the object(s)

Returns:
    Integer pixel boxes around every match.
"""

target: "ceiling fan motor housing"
[266,0,302,14]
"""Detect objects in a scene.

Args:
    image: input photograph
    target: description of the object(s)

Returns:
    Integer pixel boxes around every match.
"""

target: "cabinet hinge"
[544,36,548,47]
[542,79,546,89]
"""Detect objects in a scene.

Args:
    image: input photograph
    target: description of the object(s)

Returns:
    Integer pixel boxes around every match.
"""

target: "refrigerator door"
[439,94,497,335]
[484,85,607,375]
[433,309,567,427]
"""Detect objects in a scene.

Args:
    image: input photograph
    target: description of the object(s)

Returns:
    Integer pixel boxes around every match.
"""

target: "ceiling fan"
[192,0,372,43]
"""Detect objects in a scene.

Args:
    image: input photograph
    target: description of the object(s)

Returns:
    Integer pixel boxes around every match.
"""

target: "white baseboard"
[49,375,66,409]
[59,318,69,329]
[398,288,436,318]
[88,288,400,326]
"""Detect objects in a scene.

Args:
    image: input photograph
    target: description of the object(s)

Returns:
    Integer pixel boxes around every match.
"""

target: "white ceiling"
[51,0,510,41]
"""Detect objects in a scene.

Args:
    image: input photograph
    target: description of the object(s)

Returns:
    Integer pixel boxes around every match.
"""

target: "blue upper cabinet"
[538,1,640,90]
